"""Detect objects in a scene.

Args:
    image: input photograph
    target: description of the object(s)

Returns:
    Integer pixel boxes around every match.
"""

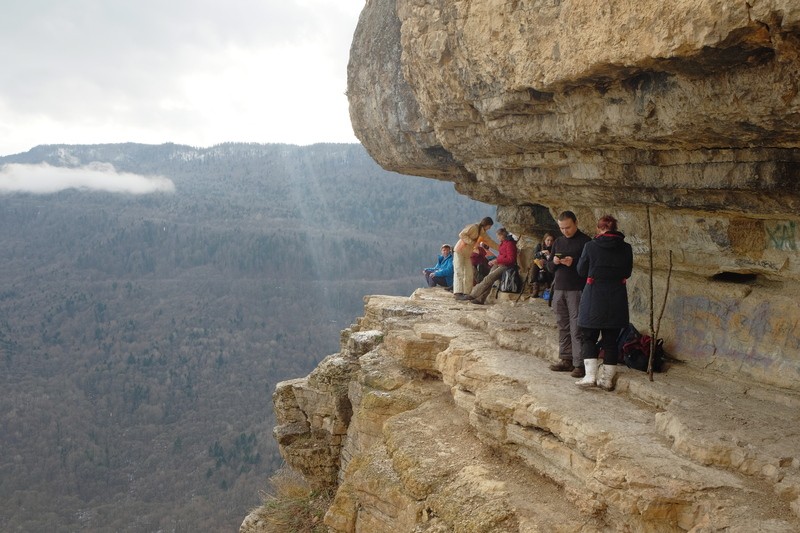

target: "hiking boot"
[575,359,597,387]
[549,359,574,372]
[596,364,618,391]
[531,282,541,298]
[570,365,586,378]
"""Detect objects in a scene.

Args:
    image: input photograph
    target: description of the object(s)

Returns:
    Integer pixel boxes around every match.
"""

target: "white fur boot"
[596,364,618,391]
[576,358,599,387]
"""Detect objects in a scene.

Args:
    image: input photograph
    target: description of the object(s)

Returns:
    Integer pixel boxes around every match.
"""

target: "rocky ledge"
[247,289,800,532]
[347,0,800,390]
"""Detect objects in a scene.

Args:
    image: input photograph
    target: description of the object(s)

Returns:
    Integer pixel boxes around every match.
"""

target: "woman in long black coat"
[574,215,633,390]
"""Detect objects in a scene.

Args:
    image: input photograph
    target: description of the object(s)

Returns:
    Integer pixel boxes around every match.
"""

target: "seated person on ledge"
[532,232,555,297]
[423,244,454,288]
[467,228,517,305]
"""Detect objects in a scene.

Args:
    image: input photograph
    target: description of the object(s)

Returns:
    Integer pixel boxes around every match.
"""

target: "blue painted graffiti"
[766,221,797,251]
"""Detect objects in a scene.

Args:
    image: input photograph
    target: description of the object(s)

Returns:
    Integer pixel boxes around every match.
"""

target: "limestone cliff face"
[348,0,800,389]
[260,291,800,532]
[243,4,800,531]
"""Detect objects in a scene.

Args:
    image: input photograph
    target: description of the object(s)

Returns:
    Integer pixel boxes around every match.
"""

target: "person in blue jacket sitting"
[423,244,454,289]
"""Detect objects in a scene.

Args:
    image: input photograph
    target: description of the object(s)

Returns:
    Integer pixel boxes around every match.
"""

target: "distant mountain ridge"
[4,141,351,166]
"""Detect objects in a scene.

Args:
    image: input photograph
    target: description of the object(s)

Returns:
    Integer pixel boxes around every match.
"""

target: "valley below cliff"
[0,142,489,531]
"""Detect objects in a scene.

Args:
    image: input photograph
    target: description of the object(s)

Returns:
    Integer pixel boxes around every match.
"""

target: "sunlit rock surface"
[348,0,800,389]
[252,291,800,532]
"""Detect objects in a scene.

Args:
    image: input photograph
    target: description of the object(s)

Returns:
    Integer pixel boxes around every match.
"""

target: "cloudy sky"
[0,0,364,157]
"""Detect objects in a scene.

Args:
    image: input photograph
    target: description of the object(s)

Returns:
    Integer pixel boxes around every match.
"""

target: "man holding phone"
[546,211,592,377]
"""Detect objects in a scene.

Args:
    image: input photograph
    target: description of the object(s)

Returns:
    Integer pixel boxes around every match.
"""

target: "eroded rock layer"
[256,291,800,532]
[348,0,800,389]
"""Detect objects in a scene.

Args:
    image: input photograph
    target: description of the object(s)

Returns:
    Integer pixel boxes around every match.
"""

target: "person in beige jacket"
[452,217,499,300]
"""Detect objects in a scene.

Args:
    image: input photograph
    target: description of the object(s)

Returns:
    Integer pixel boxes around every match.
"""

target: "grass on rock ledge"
[248,467,332,532]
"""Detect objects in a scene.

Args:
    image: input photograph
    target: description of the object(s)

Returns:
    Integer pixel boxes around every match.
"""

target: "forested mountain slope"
[0,143,490,531]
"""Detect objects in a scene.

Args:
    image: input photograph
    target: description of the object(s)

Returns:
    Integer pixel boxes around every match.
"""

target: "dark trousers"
[580,327,622,365]
[425,272,449,287]
[554,289,583,365]
[473,263,490,283]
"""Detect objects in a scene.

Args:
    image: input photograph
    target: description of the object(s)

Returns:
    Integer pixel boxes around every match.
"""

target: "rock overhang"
[347,0,800,389]
[348,0,800,213]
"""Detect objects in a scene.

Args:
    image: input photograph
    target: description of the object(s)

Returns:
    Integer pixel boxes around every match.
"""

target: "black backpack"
[616,323,641,353]
[618,324,665,372]
[498,266,522,293]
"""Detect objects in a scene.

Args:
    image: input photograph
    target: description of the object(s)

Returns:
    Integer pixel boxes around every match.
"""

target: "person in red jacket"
[466,228,518,305]
[575,214,633,390]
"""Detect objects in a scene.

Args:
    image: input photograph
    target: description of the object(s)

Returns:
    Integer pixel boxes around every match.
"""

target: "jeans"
[425,272,449,287]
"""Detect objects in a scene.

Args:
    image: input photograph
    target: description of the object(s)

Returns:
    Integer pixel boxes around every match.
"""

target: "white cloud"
[0,163,176,195]
[0,0,365,156]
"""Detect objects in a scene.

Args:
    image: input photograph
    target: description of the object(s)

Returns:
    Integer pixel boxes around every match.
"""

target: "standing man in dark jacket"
[546,211,592,377]
[575,215,633,390]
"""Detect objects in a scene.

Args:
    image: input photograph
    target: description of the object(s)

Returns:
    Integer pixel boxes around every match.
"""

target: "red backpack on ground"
[618,324,665,372]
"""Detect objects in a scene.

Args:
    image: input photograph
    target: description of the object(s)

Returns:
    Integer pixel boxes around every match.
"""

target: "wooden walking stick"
[647,206,655,380]
[646,207,673,381]
[516,260,534,302]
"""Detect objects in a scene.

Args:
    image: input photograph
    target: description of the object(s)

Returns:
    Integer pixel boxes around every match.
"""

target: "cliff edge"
[254,290,800,531]
[243,1,800,531]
